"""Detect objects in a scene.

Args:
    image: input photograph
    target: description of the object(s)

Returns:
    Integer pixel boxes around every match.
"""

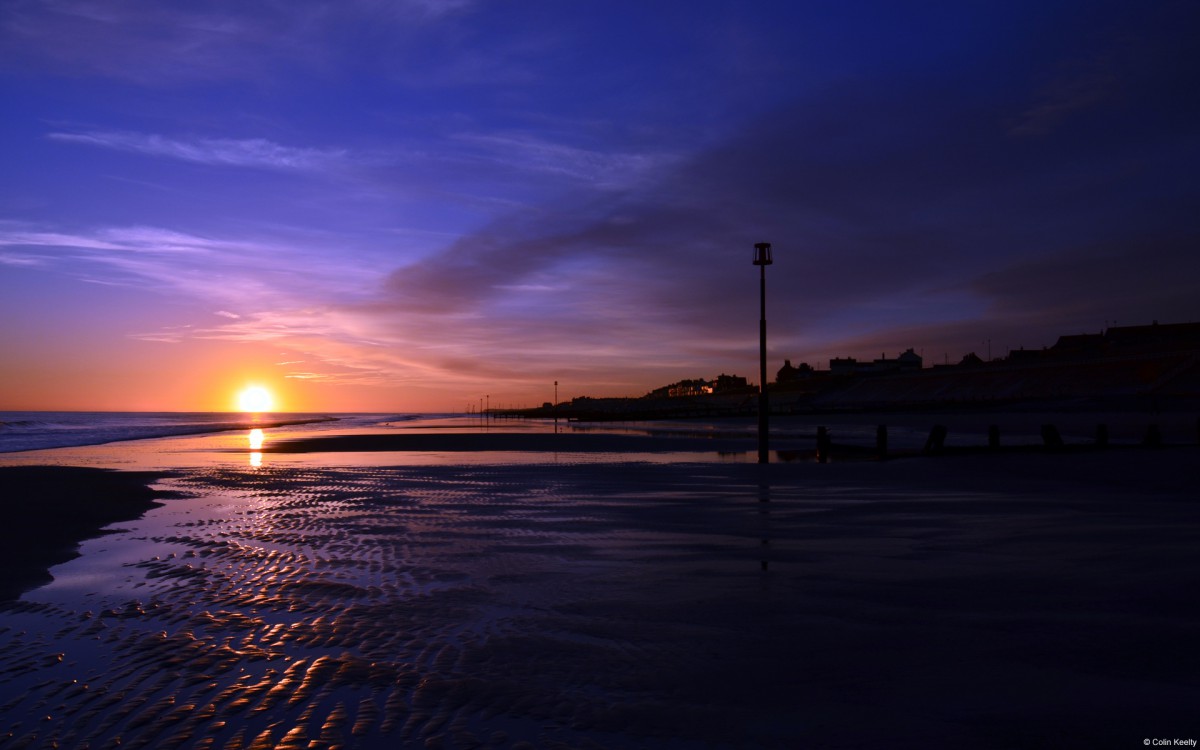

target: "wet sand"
[263,431,757,454]
[0,436,1197,748]
[0,466,171,601]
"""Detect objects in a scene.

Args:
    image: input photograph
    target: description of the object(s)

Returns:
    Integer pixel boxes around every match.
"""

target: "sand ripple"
[1,459,1198,748]
[0,465,782,749]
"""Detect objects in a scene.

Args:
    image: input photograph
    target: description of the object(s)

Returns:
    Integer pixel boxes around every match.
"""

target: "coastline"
[0,466,171,600]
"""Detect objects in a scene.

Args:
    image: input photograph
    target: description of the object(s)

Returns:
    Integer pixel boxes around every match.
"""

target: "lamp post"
[753,242,773,464]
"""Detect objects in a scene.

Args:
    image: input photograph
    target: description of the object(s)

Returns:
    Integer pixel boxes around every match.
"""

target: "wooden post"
[816,426,830,464]
[876,424,888,460]
[1041,424,1064,450]
[1095,423,1109,448]
[988,424,1000,450]
[1143,424,1162,448]
[923,424,947,455]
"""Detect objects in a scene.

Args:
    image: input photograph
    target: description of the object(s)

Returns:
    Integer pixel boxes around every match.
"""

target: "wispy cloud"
[351,0,478,22]
[128,325,192,344]
[1008,63,1120,138]
[48,131,349,171]
[451,132,679,189]
[0,220,429,387]
[0,223,370,306]
[0,253,46,268]
[1,0,482,84]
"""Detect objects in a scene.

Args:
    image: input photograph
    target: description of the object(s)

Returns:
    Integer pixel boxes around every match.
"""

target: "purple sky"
[2,0,1198,411]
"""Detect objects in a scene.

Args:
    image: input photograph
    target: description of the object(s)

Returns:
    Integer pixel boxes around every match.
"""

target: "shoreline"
[0,413,340,454]
[0,466,172,600]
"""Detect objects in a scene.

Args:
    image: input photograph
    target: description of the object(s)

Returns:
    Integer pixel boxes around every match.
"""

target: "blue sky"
[1,0,1198,410]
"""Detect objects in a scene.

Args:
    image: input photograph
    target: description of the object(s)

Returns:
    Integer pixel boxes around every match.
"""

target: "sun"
[237,386,274,413]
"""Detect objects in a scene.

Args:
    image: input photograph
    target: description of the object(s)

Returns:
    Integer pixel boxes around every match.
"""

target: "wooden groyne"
[791,416,1199,463]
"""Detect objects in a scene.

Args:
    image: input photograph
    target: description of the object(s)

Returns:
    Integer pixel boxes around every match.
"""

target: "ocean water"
[0,412,396,453]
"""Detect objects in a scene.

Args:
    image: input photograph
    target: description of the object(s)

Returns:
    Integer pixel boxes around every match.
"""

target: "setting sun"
[237,386,274,413]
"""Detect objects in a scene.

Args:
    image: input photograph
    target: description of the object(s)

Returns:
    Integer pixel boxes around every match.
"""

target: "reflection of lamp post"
[753,242,773,464]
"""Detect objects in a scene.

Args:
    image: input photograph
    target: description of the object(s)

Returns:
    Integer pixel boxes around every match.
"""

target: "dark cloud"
[381,0,1200,372]
[971,236,1200,326]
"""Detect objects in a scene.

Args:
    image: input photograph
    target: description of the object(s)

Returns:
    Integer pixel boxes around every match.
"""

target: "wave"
[0,413,344,453]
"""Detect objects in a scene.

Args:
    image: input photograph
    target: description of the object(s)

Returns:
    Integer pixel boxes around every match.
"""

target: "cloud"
[450,132,679,189]
[48,131,349,171]
[0,253,45,268]
[378,14,1200,373]
[969,237,1200,326]
[128,326,191,344]
[2,1,282,83]
[0,0,482,84]
[0,220,444,388]
[0,223,366,307]
[1007,64,1120,138]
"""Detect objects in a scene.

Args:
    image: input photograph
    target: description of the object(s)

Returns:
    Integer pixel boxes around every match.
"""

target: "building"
[830,349,923,375]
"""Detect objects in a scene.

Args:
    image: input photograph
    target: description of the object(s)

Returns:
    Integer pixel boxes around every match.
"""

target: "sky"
[1,0,1198,412]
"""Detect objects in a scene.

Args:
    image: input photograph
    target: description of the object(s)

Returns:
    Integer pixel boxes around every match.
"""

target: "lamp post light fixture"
[753,242,773,464]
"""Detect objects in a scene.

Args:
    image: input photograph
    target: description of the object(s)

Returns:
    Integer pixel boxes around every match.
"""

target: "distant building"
[1006,347,1047,364]
[712,373,750,393]
[830,349,922,375]
[1006,321,1200,365]
[667,380,713,397]
[646,374,751,399]
[829,357,860,375]
[873,348,926,372]
[775,359,814,384]
[895,348,923,371]
[1051,333,1105,357]
[1104,321,1200,349]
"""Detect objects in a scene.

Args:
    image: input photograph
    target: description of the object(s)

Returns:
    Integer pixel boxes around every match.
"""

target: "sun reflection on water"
[249,428,264,468]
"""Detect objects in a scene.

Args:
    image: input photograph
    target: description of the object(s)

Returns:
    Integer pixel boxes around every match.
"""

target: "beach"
[0,415,1197,748]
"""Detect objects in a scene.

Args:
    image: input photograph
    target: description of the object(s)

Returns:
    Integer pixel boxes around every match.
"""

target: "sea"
[0,411,409,453]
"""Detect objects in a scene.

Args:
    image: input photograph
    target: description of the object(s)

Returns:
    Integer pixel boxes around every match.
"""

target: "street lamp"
[753,242,773,464]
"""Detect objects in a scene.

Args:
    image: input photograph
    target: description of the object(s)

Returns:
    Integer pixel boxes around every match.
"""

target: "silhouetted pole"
[753,242,773,464]
[554,380,559,433]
